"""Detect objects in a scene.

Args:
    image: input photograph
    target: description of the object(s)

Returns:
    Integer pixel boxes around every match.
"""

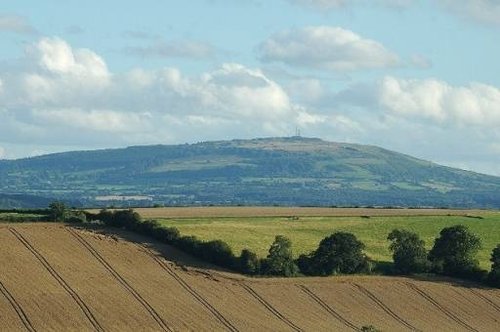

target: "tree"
[488,244,500,287]
[299,232,370,276]
[262,235,298,277]
[239,249,261,275]
[49,201,67,222]
[388,229,430,274]
[429,225,482,277]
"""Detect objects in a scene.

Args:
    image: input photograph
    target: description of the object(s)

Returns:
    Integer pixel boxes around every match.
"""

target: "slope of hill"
[0,223,499,331]
[1,137,500,208]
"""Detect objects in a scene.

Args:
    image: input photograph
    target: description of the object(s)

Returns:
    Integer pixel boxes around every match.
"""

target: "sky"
[0,0,500,175]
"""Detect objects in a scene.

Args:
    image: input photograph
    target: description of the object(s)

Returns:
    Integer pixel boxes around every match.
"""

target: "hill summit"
[1,137,499,208]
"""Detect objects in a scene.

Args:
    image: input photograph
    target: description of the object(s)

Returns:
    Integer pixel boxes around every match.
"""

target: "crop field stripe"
[0,280,37,332]
[352,283,419,331]
[138,245,239,332]
[467,289,500,313]
[404,282,479,332]
[66,228,172,332]
[8,228,104,332]
[296,284,359,331]
[240,283,303,332]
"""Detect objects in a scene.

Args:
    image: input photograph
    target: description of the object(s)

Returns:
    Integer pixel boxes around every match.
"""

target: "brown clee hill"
[1,223,500,331]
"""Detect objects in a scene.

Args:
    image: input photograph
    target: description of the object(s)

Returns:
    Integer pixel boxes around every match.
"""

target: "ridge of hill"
[1,137,500,208]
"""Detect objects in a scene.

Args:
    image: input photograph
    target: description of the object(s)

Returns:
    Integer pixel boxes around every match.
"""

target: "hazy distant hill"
[1,137,499,208]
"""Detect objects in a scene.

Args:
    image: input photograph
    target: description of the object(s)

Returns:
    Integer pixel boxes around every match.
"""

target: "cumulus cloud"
[287,0,414,10]
[0,14,36,34]
[259,26,400,71]
[378,76,500,126]
[410,54,432,69]
[0,36,323,149]
[123,40,215,59]
[438,0,500,26]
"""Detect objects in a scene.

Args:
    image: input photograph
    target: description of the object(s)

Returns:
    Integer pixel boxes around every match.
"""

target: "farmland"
[1,223,499,331]
[147,207,500,270]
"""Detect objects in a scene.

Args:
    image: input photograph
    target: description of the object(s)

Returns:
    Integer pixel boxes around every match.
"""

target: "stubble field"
[1,223,500,331]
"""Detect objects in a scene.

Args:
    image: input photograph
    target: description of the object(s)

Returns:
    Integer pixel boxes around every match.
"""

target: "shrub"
[387,229,430,274]
[95,209,142,230]
[175,235,201,255]
[200,240,237,268]
[429,225,484,279]
[153,226,180,243]
[65,211,87,224]
[299,232,370,276]
[261,235,299,277]
[239,249,261,275]
[488,244,500,287]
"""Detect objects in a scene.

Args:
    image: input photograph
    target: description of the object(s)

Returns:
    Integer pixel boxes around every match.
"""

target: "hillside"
[0,223,499,331]
[1,137,500,208]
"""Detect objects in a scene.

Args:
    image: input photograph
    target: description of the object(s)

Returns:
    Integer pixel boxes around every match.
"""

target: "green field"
[158,212,500,270]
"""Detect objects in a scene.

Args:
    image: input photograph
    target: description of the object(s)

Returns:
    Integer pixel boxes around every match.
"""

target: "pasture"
[149,208,500,270]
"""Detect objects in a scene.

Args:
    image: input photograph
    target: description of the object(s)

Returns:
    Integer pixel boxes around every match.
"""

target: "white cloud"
[0,37,311,148]
[438,0,500,26]
[31,109,153,133]
[36,37,109,78]
[259,26,400,71]
[288,0,414,10]
[0,15,36,34]
[124,39,215,59]
[379,76,500,126]
[410,54,432,69]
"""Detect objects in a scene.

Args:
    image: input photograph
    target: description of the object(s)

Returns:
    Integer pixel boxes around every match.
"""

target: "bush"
[261,235,299,277]
[299,232,370,276]
[65,211,87,224]
[200,240,237,268]
[175,235,201,255]
[488,244,500,287]
[429,225,484,280]
[388,229,430,274]
[95,209,142,230]
[239,249,261,275]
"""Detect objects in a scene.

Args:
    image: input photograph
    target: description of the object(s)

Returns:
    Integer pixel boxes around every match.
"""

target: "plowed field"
[1,223,499,331]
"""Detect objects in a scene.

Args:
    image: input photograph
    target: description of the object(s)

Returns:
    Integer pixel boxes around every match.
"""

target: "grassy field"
[154,209,500,270]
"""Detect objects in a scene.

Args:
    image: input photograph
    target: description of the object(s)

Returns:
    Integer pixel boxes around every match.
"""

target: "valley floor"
[0,223,499,331]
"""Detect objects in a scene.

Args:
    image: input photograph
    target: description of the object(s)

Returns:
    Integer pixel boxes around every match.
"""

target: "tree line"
[47,203,500,287]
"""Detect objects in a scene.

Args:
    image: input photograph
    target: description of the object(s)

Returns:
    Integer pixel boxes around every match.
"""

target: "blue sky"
[1,0,500,175]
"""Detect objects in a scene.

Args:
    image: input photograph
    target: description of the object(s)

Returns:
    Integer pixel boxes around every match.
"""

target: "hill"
[1,137,500,208]
[1,223,499,331]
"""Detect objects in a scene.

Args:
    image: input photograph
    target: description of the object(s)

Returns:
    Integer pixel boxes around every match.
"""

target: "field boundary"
[404,282,478,332]
[66,228,172,332]
[240,283,303,332]
[8,228,104,332]
[352,283,419,331]
[138,245,239,332]
[0,280,36,332]
[297,284,359,331]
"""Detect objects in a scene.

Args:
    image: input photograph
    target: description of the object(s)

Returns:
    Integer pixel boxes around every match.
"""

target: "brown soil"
[1,223,499,331]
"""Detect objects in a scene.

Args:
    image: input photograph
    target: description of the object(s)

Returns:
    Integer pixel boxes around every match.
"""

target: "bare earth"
[1,223,499,331]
